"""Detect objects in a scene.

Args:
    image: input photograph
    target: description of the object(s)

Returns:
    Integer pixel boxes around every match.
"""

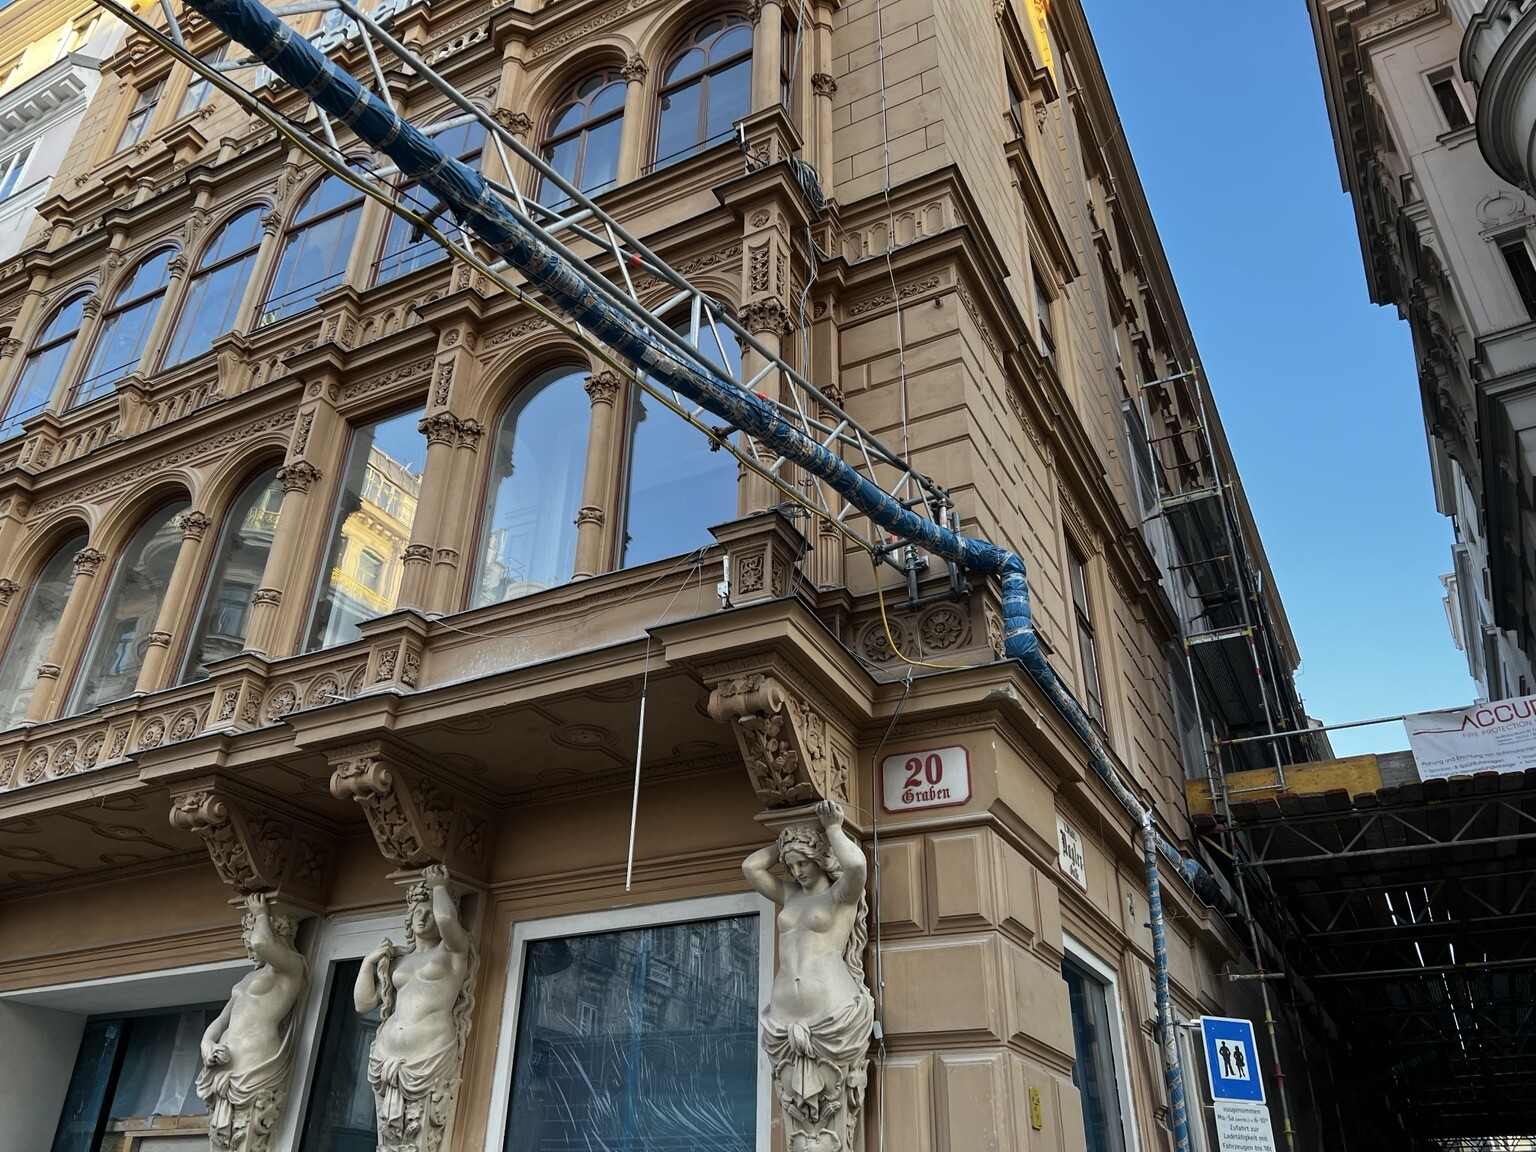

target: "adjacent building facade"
[0,1,1324,1150]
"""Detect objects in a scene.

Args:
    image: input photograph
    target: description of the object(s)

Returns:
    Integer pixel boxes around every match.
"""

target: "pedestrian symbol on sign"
[1217,1039,1249,1080]
[1199,1015,1266,1104]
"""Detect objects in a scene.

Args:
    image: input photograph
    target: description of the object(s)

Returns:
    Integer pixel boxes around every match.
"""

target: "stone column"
[133,510,214,693]
[53,293,107,408]
[429,416,484,613]
[243,460,323,657]
[397,413,462,610]
[750,0,786,113]
[573,368,624,578]
[616,55,650,183]
[139,251,191,372]
[811,72,836,184]
[236,208,288,331]
[737,301,795,517]
[23,546,107,722]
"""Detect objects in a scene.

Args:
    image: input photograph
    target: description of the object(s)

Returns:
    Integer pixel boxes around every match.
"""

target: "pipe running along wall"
[174,1,1197,1145]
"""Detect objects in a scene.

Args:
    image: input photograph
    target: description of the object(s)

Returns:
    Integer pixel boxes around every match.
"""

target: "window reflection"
[473,368,590,607]
[1063,957,1129,1152]
[69,502,190,714]
[260,175,365,325]
[164,207,265,367]
[181,469,283,682]
[506,915,759,1150]
[621,324,740,568]
[540,72,626,211]
[74,249,175,407]
[306,409,424,651]
[2,291,88,438]
[375,121,486,285]
[0,532,87,729]
[297,958,379,1152]
[654,16,753,170]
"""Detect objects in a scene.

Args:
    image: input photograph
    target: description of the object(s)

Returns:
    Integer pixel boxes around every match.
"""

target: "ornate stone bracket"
[327,742,491,879]
[708,672,851,809]
[168,780,332,906]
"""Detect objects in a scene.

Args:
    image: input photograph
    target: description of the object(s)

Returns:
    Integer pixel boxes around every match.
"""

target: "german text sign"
[1212,1101,1278,1152]
[880,746,971,812]
[1056,815,1087,890]
[1200,1015,1265,1103]
[1404,695,1536,780]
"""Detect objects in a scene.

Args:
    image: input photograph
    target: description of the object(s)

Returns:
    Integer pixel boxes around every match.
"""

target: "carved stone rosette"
[327,743,490,878]
[708,673,851,809]
[168,782,331,904]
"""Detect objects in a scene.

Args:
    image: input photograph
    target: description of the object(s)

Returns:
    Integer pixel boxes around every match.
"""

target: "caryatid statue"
[743,799,874,1152]
[354,863,476,1152]
[197,892,308,1152]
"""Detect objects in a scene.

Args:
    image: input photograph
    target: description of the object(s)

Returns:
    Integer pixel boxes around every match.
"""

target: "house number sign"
[880,745,971,812]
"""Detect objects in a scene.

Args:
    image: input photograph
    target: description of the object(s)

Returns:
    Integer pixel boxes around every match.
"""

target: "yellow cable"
[867,551,974,671]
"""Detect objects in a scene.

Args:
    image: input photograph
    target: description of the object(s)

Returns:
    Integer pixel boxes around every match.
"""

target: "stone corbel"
[168,779,332,907]
[707,669,852,810]
[327,741,491,879]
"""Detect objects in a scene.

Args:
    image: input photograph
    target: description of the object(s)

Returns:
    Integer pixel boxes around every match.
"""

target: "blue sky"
[1080,0,1480,756]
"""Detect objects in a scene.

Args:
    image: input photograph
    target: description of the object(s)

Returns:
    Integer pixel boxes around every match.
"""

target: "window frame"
[1061,936,1142,1152]
[373,118,487,286]
[176,43,232,120]
[0,142,33,200]
[651,13,755,171]
[482,892,775,1150]
[116,78,166,152]
[2,289,92,437]
[257,172,366,327]
[1426,68,1471,133]
[161,203,268,369]
[1498,234,1536,318]
[537,70,628,208]
[1066,539,1106,726]
[72,247,177,408]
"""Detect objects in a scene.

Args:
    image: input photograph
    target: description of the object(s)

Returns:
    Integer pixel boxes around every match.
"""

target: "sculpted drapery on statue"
[197,893,308,1152]
[354,864,476,1152]
[743,800,874,1152]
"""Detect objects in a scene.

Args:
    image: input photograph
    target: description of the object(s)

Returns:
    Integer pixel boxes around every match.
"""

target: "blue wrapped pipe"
[179,7,1201,1134]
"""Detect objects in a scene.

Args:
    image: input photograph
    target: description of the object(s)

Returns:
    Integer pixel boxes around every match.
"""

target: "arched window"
[180,468,284,682]
[376,120,487,285]
[259,174,365,326]
[654,15,752,170]
[306,408,425,651]
[164,206,265,367]
[472,367,591,607]
[73,249,175,407]
[1,291,88,438]
[0,532,88,730]
[69,501,190,714]
[621,323,741,568]
[540,72,626,210]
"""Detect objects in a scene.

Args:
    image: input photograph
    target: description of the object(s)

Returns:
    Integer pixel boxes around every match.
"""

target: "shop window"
[1062,953,1131,1152]
[0,532,87,729]
[259,174,365,325]
[375,120,486,285]
[472,368,589,607]
[116,79,165,152]
[164,206,265,366]
[73,248,176,407]
[50,1006,219,1152]
[1,290,89,438]
[620,323,740,569]
[295,957,380,1152]
[502,911,761,1150]
[0,142,32,200]
[176,43,231,118]
[539,72,626,211]
[306,409,424,651]
[653,15,753,171]
[69,501,189,714]
[180,468,283,682]
[1068,541,1105,725]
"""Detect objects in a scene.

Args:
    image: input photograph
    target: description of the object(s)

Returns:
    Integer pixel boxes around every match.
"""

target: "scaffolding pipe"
[157,1,1209,1140]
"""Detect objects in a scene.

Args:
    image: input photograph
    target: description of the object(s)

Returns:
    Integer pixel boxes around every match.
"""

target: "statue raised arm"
[747,799,874,1152]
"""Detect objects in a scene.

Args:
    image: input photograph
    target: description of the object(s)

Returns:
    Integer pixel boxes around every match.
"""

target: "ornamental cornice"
[0,64,91,150]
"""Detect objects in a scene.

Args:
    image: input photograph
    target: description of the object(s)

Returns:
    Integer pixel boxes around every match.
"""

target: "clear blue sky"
[1080,0,1480,756]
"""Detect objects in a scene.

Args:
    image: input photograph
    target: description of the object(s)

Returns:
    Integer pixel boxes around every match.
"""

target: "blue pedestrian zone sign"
[1200,1015,1266,1103]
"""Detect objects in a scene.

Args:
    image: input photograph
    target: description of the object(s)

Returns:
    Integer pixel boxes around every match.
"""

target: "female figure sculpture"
[197,893,308,1152]
[743,799,874,1152]
[354,864,475,1152]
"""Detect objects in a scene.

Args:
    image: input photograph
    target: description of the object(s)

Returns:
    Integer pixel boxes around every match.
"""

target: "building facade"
[1311,0,1536,701]
[0,1,1323,1150]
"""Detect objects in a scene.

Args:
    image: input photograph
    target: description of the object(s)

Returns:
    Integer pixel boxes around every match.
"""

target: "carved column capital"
[169,782,331,902]
[620,54,648,83]
[583,369,622,405]
[179,509,213,540]
[0,337,21,357]
[402,543,434,565]
[327,743,491,878]
[35,662,60,680]
[253,587,282,606]
[0,577,19,606]
[81,295,103,319]
[276,460,322,493]
[456,417,484,450]
[739,297,796,336]
[418,411,463,446]
[811,72,837,97]
[707,672,850,808]
[72,547,106,575]
[144,630,173,649]
[168,253,190,278]
[492,108,533,136]
[574,505,604,527]
[260,209,283,235]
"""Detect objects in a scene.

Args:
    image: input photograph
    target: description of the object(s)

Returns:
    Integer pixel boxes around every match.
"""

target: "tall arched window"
[0,532,88,730]
[306,408,425,651]
[259,174,365,326]
[654,15,752,170]
[73,249,175,407]
[1,291,88,438]
[180,468,284,682]
[540,72,626,210]
[376,121,487,285]
[69,501,189,714]
[621,323,741,568]
[473,367,591,607]
[164,206,265,367]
